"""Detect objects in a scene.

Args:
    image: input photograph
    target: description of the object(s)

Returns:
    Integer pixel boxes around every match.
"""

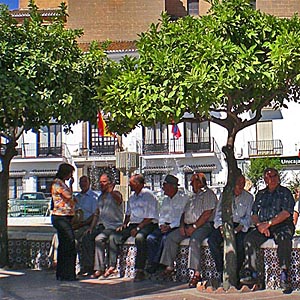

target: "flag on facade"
[171,121,181,139]
[97,112,114,137]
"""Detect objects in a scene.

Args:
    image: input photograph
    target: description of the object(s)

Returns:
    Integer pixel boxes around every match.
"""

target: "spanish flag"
[97,112,114,137]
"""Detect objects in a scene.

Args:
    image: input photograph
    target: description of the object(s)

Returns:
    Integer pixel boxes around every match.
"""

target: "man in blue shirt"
[240,168,295,294]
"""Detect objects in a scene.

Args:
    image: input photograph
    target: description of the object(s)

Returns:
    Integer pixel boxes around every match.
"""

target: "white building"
[8,96,300,200]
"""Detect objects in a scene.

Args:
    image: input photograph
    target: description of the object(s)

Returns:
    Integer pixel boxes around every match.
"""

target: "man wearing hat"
[159,173,218,288]
[146,174,190,274]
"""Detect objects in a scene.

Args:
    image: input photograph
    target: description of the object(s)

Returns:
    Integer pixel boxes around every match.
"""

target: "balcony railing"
[16,142,63,158]
[248,139,283,157]
[79,137,118,156]
[143,137,219,155]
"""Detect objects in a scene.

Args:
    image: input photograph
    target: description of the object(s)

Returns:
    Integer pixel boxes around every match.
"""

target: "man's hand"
[257,222,271,237]
[116,224,127,232]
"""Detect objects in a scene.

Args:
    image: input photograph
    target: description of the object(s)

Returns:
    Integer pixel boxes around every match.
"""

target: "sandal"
[188,273,201,288]
[103,267,117,278]
[90,270,104,279]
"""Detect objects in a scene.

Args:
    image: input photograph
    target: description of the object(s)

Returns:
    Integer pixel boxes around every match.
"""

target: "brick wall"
[19,0,65,9]
[257,0,300,17]
[67,0,164,43]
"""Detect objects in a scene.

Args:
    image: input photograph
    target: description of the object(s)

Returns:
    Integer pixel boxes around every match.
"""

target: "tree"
[0,1,108,267]
[97,0,300,289]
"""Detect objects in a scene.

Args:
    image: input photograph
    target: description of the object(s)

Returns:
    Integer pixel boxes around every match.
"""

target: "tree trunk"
[221,144,240,289]
[0,140,17,267]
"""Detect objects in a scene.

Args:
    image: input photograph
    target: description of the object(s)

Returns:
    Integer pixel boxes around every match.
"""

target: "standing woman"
[51,163,77,281]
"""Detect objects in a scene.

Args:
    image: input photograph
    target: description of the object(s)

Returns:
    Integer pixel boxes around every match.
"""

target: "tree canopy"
[0,1,108,267]
[97,0,300,288]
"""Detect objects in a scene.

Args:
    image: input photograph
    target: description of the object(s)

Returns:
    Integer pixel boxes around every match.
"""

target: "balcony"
[16,143,63,158]
[143,137,220,155]
[77,137,118,157]
[248,139,283,157]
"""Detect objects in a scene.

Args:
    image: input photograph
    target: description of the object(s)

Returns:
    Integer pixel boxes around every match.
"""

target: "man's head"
[234,174,246,196]
[263,167,280,192]
[162,174,179,198]
[129,174,145,194]
[99,173,114,193]
[79,175,90,193]
[190,173,207,193]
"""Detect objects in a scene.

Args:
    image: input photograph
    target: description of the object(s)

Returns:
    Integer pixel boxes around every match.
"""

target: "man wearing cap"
[146,174,190,274]
[159,173,218,288]
[240,168,295,294]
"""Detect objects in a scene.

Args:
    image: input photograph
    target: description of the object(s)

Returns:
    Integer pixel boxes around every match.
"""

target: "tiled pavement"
[1,268,300,300]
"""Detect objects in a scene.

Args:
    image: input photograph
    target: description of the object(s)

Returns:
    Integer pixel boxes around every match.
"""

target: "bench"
[8,230,300,291]
[117,236,300,291]
[117,237,218,281]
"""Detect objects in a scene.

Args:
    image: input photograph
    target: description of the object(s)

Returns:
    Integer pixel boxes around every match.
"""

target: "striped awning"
[180,164,217,172]
[9,170,27,177]
[142,167,174,174]
[29,169,57,176]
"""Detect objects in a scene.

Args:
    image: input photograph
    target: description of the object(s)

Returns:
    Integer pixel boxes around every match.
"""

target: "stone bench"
[7,229,300,291]
[8,230,53,269]
[117,237,218,281]
[118,236,300,291]
[260,237,300,290]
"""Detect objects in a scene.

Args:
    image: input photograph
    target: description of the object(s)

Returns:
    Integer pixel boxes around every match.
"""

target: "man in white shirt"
[208,174,253,286]
[108,174,159,282]
[159,173,218,288]
[146,175,189,274]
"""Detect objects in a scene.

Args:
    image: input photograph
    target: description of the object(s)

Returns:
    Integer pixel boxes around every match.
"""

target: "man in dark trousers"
[240,168,295,294]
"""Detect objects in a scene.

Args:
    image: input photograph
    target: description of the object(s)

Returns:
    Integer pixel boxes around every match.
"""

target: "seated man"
[240,168,295,294]
[146,174,189,274]
[208,174,253,287]
[49,175,98,271]
[159,173,218,288]
[73,176,98,272]
[109,174,159,282]
[81,173,123,277]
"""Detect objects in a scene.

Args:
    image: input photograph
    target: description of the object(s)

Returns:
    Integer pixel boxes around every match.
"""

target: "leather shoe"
[90,270,104,279]
[280,271,292,294]
[188,273,201,288]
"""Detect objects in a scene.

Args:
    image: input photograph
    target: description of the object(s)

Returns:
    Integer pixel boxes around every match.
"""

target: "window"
[9,177,23,198]
[185,121,209,143]
[144,174,164,191]
[37,177,53,194]
[250,1,256,9]
[90,124,117,155]
[38,124,62,156]
[188,0,199,16]
[143,123,169,153]
[144,123,168,144]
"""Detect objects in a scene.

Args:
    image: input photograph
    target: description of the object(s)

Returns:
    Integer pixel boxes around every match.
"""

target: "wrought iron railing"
[248,139,283,157]
[143,137,219,155]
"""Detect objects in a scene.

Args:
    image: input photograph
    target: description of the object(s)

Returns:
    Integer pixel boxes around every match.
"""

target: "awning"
[9,170,26,177]
[142,167,174,174]
[29,170,57,176]
[179,164,217,172]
